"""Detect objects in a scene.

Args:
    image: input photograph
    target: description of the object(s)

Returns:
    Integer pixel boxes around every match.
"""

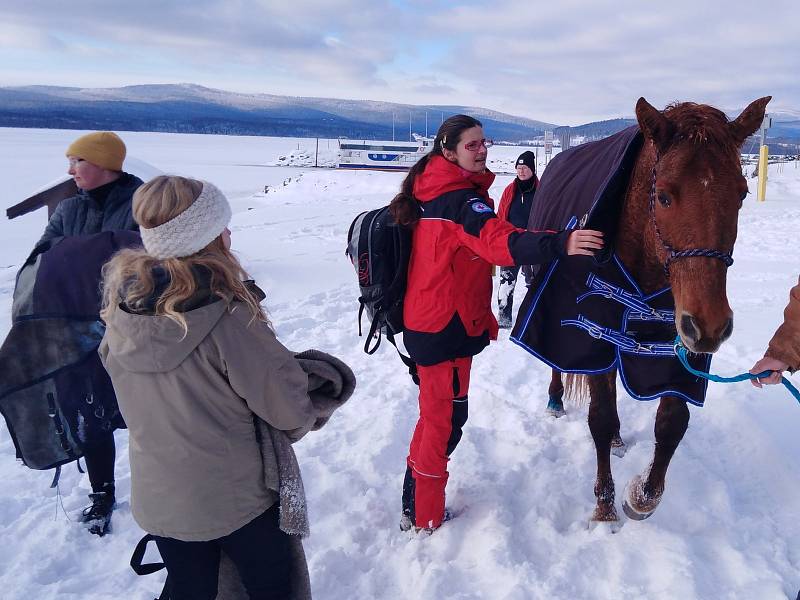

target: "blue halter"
[649,152,735,276]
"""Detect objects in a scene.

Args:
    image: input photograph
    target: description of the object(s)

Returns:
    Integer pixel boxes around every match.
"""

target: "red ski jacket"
[497,176,540,223]
[403,156,569,366]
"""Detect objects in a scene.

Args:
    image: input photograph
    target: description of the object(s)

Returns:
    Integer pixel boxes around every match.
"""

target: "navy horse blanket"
[0,231,141,470]
[510,126,711,406]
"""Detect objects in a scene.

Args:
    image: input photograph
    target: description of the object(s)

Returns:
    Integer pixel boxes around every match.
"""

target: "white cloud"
[0,0,797,123]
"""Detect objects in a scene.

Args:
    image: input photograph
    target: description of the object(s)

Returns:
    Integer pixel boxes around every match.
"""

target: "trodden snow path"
[0,128,799,599]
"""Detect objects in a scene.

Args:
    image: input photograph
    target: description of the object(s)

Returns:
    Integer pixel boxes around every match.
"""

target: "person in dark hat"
[495,150,539,328]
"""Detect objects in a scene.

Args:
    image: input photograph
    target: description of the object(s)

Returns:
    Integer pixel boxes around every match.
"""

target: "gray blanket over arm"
[258,348,357,537]
[217,349,356,600]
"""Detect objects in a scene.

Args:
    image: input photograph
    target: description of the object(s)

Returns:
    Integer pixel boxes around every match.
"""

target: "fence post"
[757,145,768,201]
[757,115,771,202]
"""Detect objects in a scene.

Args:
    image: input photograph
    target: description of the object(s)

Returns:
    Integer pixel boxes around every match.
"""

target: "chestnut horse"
[559,96,771,524]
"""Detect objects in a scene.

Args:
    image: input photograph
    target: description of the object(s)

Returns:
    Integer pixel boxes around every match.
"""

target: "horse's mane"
[663,102,739,157]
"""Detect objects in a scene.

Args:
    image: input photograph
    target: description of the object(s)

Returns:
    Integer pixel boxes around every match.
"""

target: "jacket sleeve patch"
[469,199,493,214]
[458,197,498,237]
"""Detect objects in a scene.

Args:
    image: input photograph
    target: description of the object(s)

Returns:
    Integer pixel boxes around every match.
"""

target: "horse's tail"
[564,373,591,407]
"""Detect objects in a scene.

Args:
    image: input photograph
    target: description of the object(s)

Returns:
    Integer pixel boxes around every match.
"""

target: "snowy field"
[0,127,799,600]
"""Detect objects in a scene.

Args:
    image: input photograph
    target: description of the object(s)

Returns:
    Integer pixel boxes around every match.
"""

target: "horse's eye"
[657,192,671,208]
[740,190,748,202]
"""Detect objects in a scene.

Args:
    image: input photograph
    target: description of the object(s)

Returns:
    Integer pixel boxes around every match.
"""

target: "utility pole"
[409,112,412,142]
[392,112,395,141]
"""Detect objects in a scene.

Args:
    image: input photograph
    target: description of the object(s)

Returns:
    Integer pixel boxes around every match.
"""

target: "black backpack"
[346,206,418,384]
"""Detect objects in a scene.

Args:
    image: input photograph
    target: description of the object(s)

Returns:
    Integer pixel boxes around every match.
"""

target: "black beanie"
[515,150,537,174]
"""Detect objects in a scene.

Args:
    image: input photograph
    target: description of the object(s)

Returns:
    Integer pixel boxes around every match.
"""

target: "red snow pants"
[407,356,471,529]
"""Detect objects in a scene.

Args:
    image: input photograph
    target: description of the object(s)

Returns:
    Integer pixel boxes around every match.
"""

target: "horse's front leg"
[587,371,620,523]
[610,393,628,457]
[623,395,689,520]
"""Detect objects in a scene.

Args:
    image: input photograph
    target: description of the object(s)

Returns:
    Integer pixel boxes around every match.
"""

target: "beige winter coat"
[99,300,316,541]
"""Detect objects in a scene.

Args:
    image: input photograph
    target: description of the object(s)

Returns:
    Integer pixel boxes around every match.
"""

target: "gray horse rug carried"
[0,231,141,471]
[510,126,712,406]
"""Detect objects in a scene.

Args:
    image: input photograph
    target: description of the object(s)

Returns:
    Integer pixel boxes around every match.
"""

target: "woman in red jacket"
[390,115,603,533]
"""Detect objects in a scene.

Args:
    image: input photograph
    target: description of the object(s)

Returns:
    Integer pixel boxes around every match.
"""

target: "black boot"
[80,482,115,537]
[400,467,415,531]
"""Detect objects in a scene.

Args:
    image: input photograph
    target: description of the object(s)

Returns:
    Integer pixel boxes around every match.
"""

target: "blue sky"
[1,0,798,124]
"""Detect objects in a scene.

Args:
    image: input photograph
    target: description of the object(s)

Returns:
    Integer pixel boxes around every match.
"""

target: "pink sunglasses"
[463,138,493,152]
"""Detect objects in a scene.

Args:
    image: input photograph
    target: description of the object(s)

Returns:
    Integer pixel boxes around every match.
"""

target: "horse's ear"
[729,96,772,145]
[636,97,674,151]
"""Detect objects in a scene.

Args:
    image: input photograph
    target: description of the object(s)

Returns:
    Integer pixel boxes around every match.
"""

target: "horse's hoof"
[590,504,619,523]
[588,506,622,533]
[545,393,566,418]
[622,477,660,521]
[588,518,623,534]
[622,498,654,520]
[611,434,627,458]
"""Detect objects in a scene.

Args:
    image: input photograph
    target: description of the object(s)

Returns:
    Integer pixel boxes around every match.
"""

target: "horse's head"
[636,96,770,353]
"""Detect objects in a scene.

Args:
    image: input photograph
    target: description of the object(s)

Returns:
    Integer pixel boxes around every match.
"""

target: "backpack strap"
[363,312,384,355]
[363,312,419,385]
[130,534,171,600]
[130,534,166,575]
[50,465,61,488]
[357,300,366,337]
[386,330,419,385]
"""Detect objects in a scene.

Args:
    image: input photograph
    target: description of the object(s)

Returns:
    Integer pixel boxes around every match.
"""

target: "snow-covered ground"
[0,127,798,600]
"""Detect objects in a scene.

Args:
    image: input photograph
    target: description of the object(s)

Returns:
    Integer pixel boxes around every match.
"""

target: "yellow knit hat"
[65,131,126,171]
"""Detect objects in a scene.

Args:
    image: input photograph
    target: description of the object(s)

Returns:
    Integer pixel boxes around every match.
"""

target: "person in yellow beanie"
[38,131,143,245]
[31,131,144,536]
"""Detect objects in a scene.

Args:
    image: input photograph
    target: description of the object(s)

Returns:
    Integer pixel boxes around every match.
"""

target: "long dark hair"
[389,114,483,226]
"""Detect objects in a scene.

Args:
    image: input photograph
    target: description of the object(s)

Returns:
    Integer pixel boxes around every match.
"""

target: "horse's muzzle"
[678,313,734,354]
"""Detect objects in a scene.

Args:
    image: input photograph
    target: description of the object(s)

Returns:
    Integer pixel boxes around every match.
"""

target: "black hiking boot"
[400,467,415,531]
[399,510,414,532]
[80,483,115,537]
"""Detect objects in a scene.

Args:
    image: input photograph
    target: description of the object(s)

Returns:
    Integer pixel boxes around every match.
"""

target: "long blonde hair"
[101,175,266,333]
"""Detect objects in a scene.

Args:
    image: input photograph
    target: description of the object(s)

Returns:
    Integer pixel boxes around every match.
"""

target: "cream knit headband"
[140,181,232,259]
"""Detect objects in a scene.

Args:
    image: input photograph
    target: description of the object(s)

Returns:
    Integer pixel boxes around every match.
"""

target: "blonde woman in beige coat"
[99,176,321,600]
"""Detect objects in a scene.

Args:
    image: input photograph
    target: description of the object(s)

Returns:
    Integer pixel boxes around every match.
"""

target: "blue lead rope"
[674,337,800,404]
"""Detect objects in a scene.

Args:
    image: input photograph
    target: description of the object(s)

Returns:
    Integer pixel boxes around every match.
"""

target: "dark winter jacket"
[38,172,143,246]
[402,155,570,366]
[497,176,540,228]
